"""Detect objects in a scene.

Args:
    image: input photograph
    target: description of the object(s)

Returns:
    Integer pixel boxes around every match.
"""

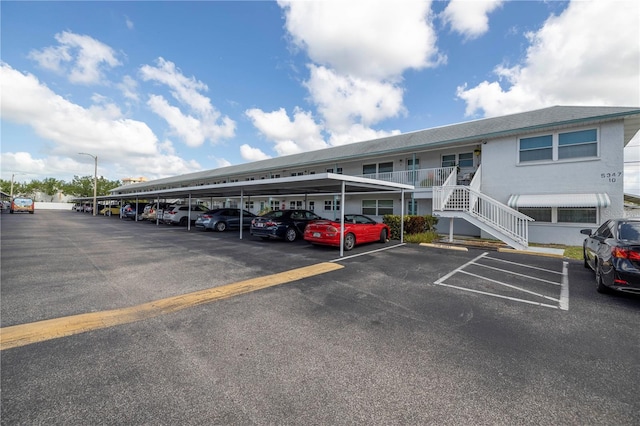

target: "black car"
[194,208,257,231]
[581,218,640,294]
[122,203,146,221]
[250,209,323,242]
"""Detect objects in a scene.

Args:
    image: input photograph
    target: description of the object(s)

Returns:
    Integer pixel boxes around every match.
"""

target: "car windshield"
[619,222,640,241]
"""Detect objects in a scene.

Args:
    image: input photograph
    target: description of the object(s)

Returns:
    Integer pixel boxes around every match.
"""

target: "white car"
[162,205,209,226]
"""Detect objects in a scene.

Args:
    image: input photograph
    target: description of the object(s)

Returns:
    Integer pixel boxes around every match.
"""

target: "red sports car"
[304,214,390,251]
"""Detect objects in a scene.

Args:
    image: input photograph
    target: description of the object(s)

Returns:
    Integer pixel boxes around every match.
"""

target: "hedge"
[382,214,439,240]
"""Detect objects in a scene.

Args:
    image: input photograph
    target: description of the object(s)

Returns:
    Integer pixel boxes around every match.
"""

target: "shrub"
[403,231,440,244]
[382,214,439,240]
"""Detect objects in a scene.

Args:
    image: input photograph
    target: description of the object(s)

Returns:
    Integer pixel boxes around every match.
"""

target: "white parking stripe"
[459,269,560,303]
[481,256,564,275]
[434,252,489,285]
[435,282,560,309]
[472,262,561,286]
[434,253,568,310]
[559,261,569,311]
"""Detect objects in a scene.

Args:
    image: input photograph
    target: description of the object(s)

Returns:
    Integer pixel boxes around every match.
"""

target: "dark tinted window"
[619,222,640,241]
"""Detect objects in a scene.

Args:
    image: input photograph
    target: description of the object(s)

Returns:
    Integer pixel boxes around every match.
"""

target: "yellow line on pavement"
[0,262,343,351]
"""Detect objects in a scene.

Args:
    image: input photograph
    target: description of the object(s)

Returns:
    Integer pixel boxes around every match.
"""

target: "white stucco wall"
[480,121,626,245]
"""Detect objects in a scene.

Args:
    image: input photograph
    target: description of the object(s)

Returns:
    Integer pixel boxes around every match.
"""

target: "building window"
[362,164,377,175]
[558,129,597,160]
[270,200,280,211]
[518,207,597,224]
[308,201,315,211]
[363,163,392,175]
[519,128,598,163]
[324,199,340,211]
[518,208,552,222]
[519,135,553,162]
[326,167,343,174]
[442,154,456,168]
[290,200,303,209]
[406,158,420,168]
[458,152,474,168]
[378,162,393,173]
[245,201,254,210]
[362,199,393,215]
[557,208,597,223]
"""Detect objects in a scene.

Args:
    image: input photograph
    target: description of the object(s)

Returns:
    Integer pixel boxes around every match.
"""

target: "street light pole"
[78,152,98,216]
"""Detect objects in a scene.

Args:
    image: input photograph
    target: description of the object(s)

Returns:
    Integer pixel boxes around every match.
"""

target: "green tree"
[61,175,121,197]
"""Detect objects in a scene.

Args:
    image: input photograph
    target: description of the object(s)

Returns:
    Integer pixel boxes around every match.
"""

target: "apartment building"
[111,106,640,248]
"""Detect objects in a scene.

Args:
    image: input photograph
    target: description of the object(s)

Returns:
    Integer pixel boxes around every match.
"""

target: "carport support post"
[339,181,346,257]
[156,197,160,226]
[449,218,454,242]
[400,189,405,243]
[239,189,244,239]
[188,194,192,231]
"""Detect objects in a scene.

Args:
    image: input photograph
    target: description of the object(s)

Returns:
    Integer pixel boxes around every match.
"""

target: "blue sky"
[1,0,639,194]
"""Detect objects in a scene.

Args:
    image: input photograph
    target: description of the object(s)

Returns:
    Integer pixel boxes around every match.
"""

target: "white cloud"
[441,0,504,40]
[28,31,121,85]
[457,0,640,117]
[246,1,442,158]
[240,144,271,162]
[245,107,327,156]
[0,63,200,181]
[118,75,139,101]
[278,0,442,79]
[304,65,406,133]
[125,16,134,30]
[140,58,236,146]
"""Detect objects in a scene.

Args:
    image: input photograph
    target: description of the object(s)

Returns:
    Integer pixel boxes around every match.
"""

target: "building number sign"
[601,171,622,182]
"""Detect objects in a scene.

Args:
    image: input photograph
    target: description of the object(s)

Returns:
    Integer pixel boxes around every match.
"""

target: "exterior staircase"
[432,166,533,250]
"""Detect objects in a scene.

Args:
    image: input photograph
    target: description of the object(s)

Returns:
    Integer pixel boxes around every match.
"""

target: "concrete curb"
[420,243,468,252]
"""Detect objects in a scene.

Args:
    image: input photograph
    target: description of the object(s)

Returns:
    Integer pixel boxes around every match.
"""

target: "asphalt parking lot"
[2,211,639,425]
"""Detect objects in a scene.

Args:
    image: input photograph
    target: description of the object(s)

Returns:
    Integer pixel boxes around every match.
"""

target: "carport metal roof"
[99,173,414,257]
[109,173,413,199]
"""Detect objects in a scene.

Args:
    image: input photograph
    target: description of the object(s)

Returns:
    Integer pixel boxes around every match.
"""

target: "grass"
[401,233,584,260]
[530,243,583,260]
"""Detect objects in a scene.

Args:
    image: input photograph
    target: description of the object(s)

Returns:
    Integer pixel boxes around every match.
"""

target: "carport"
[103,173,413,257]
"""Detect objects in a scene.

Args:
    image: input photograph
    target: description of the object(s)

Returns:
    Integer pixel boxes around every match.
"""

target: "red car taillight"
[612,247,640,261]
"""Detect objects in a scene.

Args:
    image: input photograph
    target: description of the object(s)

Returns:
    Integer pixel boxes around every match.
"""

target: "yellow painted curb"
[420,243,468,252]
[0,262,343,351]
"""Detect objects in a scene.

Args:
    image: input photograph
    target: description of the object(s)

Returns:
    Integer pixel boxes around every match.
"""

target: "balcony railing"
[359,166,456,188]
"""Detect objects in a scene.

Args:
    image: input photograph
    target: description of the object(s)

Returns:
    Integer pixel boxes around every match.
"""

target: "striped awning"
[508,193,611,208]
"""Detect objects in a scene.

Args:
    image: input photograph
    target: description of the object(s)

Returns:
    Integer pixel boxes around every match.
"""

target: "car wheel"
[179,217,187,226]
[595,262,609,293]
[344,233,356,251]
[379,229,388,243]
[106,210,111,216]
[215,222,227,232]
[285,227,298,242]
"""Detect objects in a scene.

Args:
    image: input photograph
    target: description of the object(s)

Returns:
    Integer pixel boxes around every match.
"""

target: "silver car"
[194,208,257,232]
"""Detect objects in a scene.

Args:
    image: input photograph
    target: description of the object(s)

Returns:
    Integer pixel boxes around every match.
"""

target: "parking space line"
[434,252,489,284]
[330,243,406,263]
[473,262,561,286]
[434,253,569,311]
[482,256,564,275]
[559,261,569,311]
[434,282,560,309]
[0,262,344,351]
[458,269,561,304]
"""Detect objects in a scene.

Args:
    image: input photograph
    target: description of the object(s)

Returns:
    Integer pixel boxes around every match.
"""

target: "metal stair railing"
[434,184,533,247]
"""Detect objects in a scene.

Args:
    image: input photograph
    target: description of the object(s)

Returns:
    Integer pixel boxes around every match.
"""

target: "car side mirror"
[580,229,592,236]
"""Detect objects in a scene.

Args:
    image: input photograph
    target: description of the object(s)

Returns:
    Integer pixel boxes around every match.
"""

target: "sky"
[1,0,639,195]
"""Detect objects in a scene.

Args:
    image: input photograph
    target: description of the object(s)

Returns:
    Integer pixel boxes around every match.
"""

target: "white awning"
[508,193,611,208]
